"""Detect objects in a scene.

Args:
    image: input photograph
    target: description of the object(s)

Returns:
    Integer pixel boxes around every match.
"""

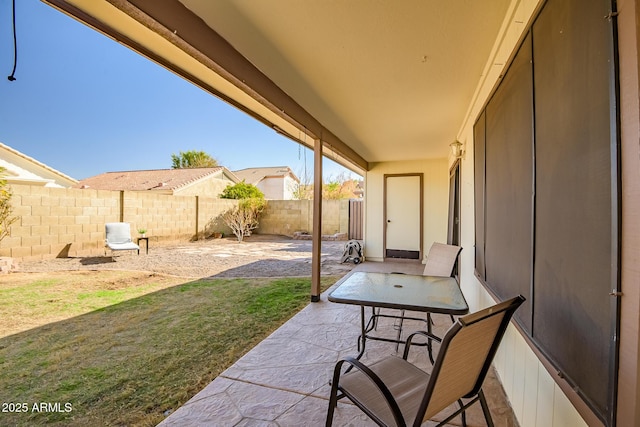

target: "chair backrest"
[422,242,462,277]
[416,295,525,423]
[105,222,133,244]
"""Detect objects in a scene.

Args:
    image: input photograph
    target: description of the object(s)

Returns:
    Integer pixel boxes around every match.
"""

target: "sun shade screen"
[474,111,486,280]
[532,0,615,419]
[472,0,618,423]
[483,33,534,333]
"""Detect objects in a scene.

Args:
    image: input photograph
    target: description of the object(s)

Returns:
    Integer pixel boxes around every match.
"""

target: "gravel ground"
[18,235,357,279]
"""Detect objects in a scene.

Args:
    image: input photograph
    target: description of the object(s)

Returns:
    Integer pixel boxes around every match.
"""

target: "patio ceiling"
[46,0,513,173]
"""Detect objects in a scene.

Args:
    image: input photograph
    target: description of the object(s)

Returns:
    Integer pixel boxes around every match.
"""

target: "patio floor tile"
[158,261,518,426]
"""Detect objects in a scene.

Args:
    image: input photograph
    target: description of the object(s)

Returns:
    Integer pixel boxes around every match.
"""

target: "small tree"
[292,166,313,200]
[171,150,218,169]
[0,168,18,243]
[221,198,266,242]
[219,182,266,242]
[292,171,363,200]
[323,172,362,199]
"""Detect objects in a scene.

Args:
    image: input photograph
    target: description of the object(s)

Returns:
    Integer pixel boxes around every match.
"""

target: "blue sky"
[0,0,357,181]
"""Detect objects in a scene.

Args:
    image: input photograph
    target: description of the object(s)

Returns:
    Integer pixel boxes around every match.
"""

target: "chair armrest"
[402,330,442,361]
[332,357,405,427]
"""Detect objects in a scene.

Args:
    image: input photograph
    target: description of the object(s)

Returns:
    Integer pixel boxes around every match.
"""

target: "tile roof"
[233,166,299,184]
[75,167,234,191]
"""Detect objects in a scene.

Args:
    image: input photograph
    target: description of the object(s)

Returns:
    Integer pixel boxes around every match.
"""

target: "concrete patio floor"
[157,260,518,426]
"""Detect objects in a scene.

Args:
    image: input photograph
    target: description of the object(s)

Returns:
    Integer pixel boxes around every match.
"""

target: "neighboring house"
[233,166,299,200]
[75,167,238,197]
[0,142,77,188]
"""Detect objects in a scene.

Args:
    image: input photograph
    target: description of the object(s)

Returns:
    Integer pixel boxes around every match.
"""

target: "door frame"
[447,160,461,278]
[447,159,461,247]
[383,173,424,261]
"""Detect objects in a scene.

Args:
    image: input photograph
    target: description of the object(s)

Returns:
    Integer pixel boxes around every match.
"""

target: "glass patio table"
[328,271,469,361]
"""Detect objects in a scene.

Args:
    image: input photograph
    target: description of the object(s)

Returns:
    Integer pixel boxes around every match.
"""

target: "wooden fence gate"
[348,199,363,240]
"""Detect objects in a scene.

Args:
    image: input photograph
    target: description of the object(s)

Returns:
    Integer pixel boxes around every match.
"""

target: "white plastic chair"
[104,222,140,256]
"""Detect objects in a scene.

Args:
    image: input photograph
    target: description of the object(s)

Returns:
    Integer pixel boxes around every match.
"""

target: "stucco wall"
[255,176,299,200]
[363,158,449,262]
[282,176,297,200]
[256,177,284,200]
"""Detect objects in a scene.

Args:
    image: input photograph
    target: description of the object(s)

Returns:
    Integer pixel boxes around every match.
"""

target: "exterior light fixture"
[450,140,464,159]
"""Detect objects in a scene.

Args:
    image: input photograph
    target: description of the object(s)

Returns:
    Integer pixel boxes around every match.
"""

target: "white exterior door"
[385,175,422,259]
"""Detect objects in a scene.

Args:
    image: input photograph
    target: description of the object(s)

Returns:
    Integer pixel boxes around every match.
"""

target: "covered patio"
[37,1,640,426]
[158,260,517,426]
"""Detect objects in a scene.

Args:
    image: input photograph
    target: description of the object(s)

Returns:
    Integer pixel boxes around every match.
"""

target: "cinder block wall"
[121,191,198,243]
[258,199,349,236]
[198,197,237,238]
[1,186,241,261]
[0,185,351,261]
[2,185,121,259]
[259,200,308,236]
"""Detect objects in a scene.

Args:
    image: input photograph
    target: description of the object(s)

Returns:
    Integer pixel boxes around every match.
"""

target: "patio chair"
[420,242,463,323]
[372,243,462,350]
[327,295,525,427]
[104,222,140,256]
[422,242,463,277]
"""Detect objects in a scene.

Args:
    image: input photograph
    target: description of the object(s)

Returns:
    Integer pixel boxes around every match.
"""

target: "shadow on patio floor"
[158,260,518,427]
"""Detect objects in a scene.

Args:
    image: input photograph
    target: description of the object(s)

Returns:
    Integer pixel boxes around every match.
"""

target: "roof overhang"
[43,0,515,175]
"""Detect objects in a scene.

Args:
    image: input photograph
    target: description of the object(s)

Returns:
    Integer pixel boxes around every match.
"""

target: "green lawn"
[0,271,336,426]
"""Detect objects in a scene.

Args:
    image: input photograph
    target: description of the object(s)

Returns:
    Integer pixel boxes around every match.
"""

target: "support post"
[195,196,199,240]
[119,191,124,222]
[311,138,323,302]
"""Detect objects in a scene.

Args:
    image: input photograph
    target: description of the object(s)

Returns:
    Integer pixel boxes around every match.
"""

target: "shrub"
[218,182,266,242]
[220,182,264,200]
[221,198,266,242]
[0,168,18,242]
